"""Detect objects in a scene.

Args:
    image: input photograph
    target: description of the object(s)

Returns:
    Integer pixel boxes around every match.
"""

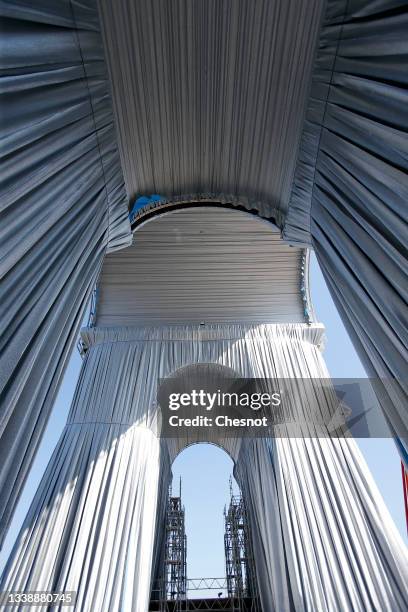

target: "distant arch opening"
[151,443,260,608]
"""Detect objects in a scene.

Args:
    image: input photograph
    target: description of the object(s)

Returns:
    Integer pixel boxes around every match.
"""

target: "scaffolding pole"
[162,479,187,611]
[224,479,260,612]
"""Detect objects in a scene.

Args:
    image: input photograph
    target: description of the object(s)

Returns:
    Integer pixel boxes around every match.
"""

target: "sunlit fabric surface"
[1,324,406,611]
[98,0,324,224]
[96,208,307,326]
[237,437,408,611]
[0,0,131,546]
[283,0,408,462]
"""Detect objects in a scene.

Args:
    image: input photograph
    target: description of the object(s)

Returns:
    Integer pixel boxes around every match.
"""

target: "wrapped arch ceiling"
[98,0,324,224]
[99,0,408,460]
[0,0,407,546]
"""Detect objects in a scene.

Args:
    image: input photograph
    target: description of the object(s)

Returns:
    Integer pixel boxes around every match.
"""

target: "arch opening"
[154,362,262,607]
[172,443,237,584]
[151,442,260,608]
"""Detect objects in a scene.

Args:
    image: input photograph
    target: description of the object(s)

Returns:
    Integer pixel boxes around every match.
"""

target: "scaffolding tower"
[163,479,187,609]
[150,478,260,611]
[224,479,260,611]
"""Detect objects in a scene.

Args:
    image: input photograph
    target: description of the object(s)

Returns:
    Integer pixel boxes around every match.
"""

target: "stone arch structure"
[2,0,407,571]
[1,207,407,611]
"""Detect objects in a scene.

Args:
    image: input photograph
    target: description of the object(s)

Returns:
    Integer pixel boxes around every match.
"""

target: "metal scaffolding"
[224,480,260,611]
[150,478,260,611]
[163,480,187,609]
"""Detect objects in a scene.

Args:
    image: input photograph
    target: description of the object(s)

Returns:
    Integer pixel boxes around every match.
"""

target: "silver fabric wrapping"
[1,324,407,611]
[283,0,408,462]
[0,0,132,545]
[236,435,408,611]
[98,0,324,226]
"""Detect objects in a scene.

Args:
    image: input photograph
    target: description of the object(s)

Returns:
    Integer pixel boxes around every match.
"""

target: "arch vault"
[1,208,407,611]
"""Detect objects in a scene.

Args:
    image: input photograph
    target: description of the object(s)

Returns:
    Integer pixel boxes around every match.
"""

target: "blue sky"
[0,253,406,583]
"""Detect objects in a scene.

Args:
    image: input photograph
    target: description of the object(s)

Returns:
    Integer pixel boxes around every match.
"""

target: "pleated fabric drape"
[283,0,408,462]
[2,423,168,612]
[237,436,408,611]
[1,324,407,611]
[233,318,408,611]
[0,1,132,546]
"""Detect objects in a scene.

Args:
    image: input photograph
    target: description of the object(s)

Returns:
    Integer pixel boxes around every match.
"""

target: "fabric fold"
[283,0,408,461]
[0,0,131,547]
[2,323,407,611]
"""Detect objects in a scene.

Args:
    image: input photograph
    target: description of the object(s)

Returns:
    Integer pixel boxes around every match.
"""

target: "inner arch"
[130,198,279,231]
[161,362,244,462]
[95,206,312,326]
[167,443,241,593]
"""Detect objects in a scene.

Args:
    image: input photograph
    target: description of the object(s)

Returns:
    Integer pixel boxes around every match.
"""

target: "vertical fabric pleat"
[0,0,131,546]
[283,0,408,461]
[97,0,324,223]
[237,435,408,611]
[1,324,407,611]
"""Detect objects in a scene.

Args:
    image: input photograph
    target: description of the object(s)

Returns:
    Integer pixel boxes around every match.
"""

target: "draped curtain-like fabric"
[2,422,168,612]
[237,436,408,611]
[0,0,131,547]
[283,0,408,462]
[233,319,408,611]
[97,0,324,225]
[1,324,407,611]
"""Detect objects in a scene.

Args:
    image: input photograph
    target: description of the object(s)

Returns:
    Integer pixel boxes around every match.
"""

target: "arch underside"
[96,206,312,327]
[1,3,407,610]
[98,0,324,230]
[130,195,281,232]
